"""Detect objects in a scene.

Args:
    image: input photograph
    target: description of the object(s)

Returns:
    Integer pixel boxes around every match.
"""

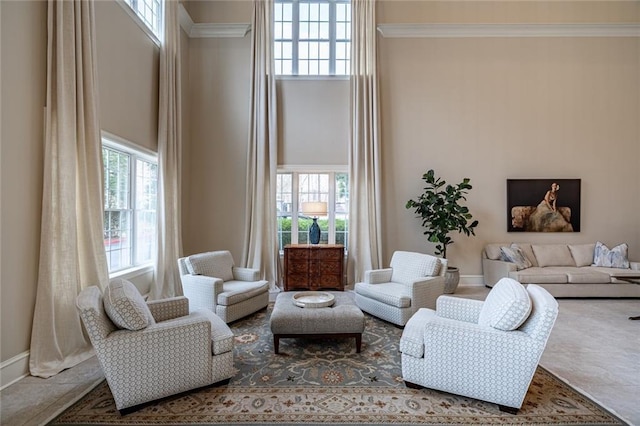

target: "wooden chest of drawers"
[283,244,344,291]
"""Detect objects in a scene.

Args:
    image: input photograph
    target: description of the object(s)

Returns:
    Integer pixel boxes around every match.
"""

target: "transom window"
[124,0,163,41]
[102,138,158,273]
[274,0,351,76]
[277,170,349,251]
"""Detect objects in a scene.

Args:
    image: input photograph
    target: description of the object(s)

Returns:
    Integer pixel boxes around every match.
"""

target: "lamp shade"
[301,201,328,216]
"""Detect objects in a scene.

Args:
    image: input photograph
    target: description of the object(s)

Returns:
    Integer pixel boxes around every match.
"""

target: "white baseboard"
[0,351,29,390]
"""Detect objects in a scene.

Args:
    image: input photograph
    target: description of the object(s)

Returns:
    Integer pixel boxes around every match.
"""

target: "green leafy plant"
[405,169,479,259]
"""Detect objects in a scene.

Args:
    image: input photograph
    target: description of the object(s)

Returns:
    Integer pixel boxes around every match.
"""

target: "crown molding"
[377,23,640,38]
[179,3,250,38]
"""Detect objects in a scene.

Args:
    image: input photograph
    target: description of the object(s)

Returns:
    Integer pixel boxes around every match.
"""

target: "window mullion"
[129,156,136,268]
[329,0,336,75]
[292,0,299,75]
[291,172,299,244]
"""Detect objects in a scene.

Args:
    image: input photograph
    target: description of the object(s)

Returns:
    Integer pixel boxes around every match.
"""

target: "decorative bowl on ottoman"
[292,291,335,308]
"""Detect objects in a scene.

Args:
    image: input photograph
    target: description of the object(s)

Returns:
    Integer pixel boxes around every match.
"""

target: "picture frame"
[507,179,581,232]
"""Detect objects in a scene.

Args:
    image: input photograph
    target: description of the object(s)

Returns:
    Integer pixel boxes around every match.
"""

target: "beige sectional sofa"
[482,243,640,297]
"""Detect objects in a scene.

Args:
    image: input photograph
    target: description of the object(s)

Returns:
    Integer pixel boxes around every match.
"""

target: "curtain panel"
[242,0,279,291]
[30,0,109,378]
[348,0,383,283]
[153,0,184,299]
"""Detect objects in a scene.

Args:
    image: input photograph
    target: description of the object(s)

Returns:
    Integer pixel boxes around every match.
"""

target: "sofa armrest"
[232,266,260,281]
[436,295,483,323]
[364,268,393,284]
[482,258,517,287]
[181,274,224,312]
[147,296,189,322]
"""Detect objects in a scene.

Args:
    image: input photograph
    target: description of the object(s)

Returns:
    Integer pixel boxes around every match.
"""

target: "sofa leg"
[404,381,424,389]
[499,405,519,415]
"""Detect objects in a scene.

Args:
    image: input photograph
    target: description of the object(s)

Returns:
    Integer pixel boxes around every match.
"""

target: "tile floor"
[1,286,639,426]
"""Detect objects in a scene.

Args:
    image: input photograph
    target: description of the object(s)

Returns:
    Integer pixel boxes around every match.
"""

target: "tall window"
[276,171,349,251]
[103,139,158,273]
[124,0,163,40]
[274,0,351,76]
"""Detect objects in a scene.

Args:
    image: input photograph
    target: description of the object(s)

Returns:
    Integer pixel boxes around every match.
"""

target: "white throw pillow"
[500,245,533,270]
[592,241,630,269]
[479,278,532,331]
[103,278,154,331]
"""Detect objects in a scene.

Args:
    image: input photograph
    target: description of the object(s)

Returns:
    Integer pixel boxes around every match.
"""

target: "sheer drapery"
[30,0,109,378]
[348,0,383,284]
[152,0,183,299]
[242,0,279,291]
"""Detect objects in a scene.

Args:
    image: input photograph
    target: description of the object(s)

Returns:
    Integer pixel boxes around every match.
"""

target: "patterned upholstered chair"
[76,279,235,414]
[400,278,558,414]
[354,251,447,326]
[178,250,269,323]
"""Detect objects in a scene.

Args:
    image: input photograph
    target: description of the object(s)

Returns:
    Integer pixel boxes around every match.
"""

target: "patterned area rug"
[50,305,626,425]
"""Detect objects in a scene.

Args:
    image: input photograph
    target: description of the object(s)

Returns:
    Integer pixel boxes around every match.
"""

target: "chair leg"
[404,381,424,389]
[499,405,519,415]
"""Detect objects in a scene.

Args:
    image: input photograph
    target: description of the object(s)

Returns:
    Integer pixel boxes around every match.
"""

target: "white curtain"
[30,0,109,378]
[348,0,383,283]
[152,0,183,299]
[242,0,279,291]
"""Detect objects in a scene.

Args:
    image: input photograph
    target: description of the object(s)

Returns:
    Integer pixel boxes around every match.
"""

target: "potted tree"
[406,169,479,293]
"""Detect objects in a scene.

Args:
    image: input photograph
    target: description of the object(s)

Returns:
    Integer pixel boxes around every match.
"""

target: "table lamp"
[301,201,327,244]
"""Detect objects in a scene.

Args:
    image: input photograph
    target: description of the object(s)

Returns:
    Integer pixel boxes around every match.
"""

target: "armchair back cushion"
[103,278,155,331]
[390,251,441,284]
[186,251,234,281]
[478,277,531,331]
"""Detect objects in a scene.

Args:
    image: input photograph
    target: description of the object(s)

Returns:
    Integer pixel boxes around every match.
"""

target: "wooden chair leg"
[404,381,424,389]
[499,405,519,415]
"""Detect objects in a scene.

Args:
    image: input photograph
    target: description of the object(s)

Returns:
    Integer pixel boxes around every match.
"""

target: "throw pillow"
[103,278,155,330]
[568,243,596,267]
[592,241,630,269]
[500,245,533,270]
[478,278,532,331]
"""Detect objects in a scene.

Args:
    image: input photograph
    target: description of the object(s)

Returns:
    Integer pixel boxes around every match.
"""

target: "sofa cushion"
[103,278,155,331]
[532,244,576,267]
[390,251,441,284]
[354,282,412,308]
[186,251,234,281]
[592,242,630,269]
[500,244,533,270]
[569,243,596,267]
[562,268,611,284]
[509,268,568,284]
[479,278,532,331]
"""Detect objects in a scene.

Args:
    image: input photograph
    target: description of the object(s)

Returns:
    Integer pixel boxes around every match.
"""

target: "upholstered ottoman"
[270,291,365,354]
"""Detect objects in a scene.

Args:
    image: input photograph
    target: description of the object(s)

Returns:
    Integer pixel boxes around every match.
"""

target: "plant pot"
[444,266,460,294]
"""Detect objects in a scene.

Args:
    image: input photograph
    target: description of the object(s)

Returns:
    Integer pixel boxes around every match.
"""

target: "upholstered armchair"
[178,250,269,323]
[354,251,447,326]
[76,279,235,414]
[400,278,558,414]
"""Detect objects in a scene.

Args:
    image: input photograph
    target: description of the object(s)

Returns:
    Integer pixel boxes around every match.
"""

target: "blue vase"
[309,218,321,244]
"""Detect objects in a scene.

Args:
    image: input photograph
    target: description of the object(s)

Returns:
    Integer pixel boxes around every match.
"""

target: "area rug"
[49,305,627,426]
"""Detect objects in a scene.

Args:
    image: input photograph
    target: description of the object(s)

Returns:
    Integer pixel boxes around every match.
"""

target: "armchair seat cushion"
[217,280,269,306]
[354,282,411,308]
[103,278,155,331]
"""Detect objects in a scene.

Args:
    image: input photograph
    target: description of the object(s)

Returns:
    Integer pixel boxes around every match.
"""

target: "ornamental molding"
[377,23,640,38]
[179,4,250,38]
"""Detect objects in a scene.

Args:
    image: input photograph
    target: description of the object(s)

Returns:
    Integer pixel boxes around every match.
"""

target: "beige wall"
[0,0,158,380]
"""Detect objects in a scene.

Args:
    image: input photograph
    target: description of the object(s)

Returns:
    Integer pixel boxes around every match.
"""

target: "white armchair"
[400,278,558,414]
[354,251,447,326]
[76,279,235,414]
[178,250,269,323]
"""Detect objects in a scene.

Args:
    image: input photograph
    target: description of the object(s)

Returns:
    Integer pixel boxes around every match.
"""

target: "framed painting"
[507,179,581,232]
